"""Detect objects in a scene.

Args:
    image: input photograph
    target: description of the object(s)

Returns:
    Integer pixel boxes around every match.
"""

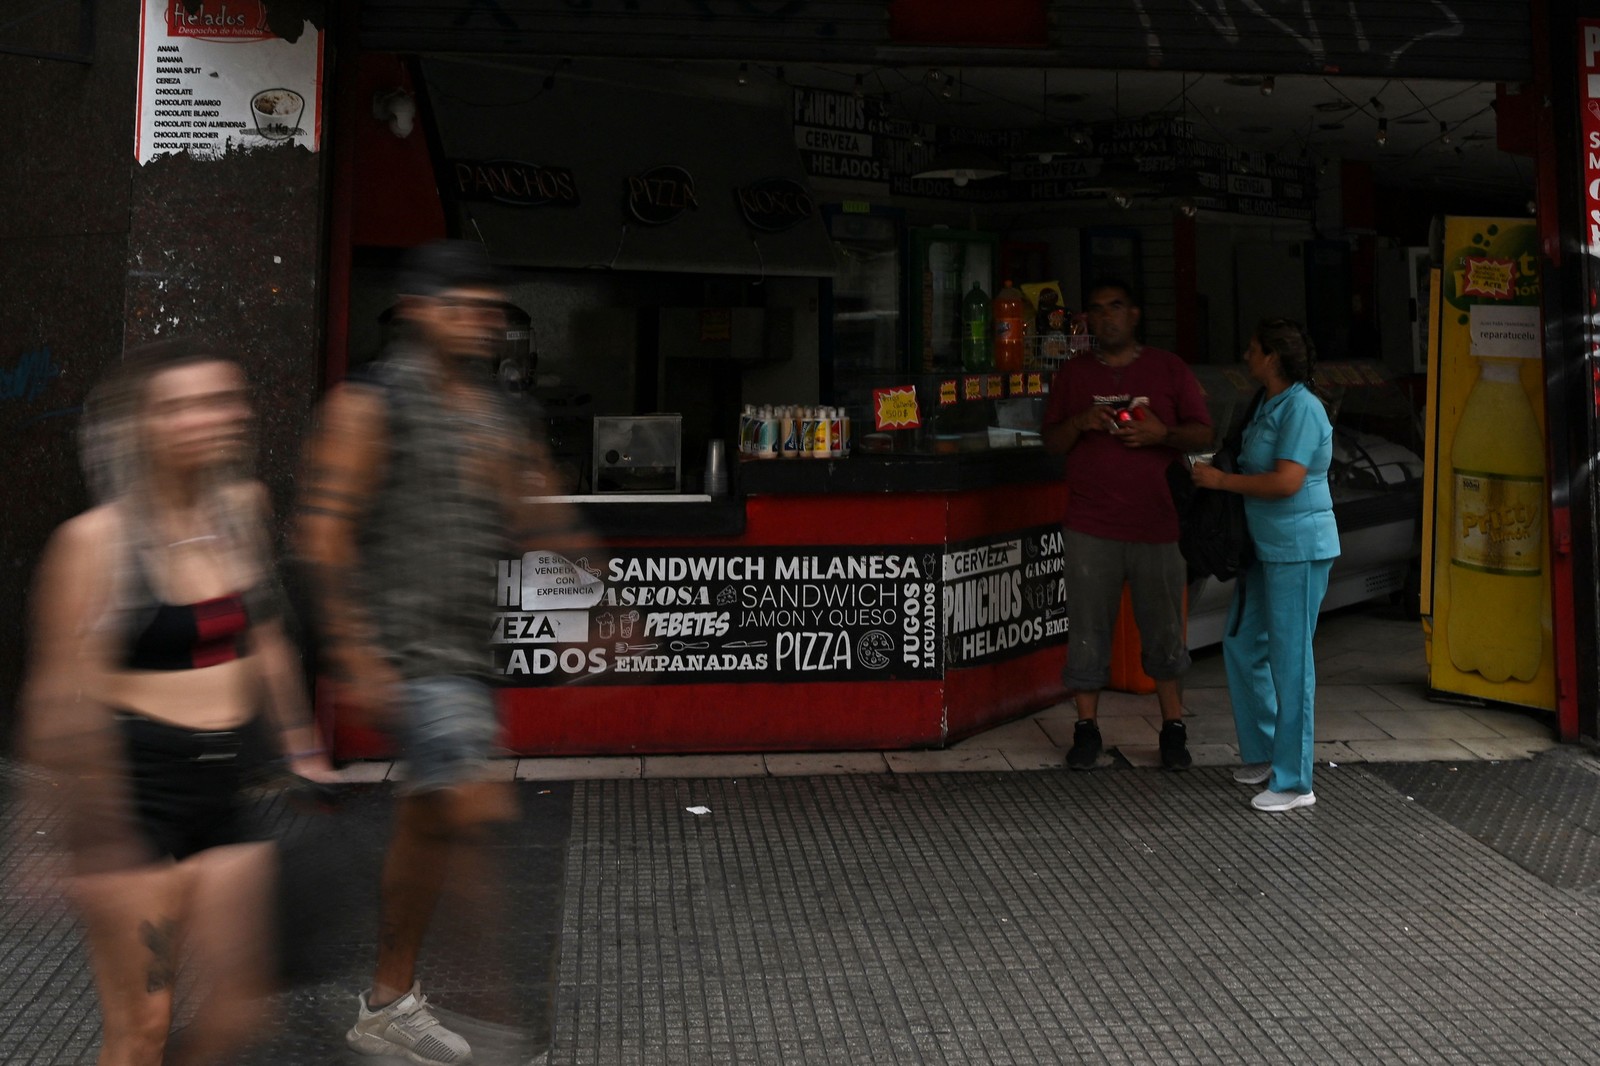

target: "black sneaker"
[1160,720,1192,771]
[1066,719,1102,770]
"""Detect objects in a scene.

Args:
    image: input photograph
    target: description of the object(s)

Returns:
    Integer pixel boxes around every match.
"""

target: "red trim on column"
[888,0,1048,46]
[322,10,361,389]
[1173,212,1198,362]
[1533,0,1579,739]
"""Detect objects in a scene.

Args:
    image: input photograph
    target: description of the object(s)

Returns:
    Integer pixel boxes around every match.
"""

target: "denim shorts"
[396,676,501,792]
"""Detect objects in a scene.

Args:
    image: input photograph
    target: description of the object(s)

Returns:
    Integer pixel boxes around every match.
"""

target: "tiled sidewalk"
[328,605,1557,786]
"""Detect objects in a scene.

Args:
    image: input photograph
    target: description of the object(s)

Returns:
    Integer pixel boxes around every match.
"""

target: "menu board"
[136,0,322,164]
[492,546,944,685]
[941,526,1070,669]
[490,534,1071,686]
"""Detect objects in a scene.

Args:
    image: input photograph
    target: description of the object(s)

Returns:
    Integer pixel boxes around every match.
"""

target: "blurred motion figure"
[297,240,574,1063]
[19,339,329,1065]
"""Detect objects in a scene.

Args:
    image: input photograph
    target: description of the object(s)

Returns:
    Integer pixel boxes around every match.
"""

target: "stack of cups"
[704,438,728,496]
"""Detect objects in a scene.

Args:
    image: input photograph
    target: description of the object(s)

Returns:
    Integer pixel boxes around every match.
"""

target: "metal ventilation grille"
[361,1,890,58]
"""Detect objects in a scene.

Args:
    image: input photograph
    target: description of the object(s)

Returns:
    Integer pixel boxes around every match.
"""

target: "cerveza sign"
[736,177,815,233]
[626,165,697,226]
[450,159,580,207]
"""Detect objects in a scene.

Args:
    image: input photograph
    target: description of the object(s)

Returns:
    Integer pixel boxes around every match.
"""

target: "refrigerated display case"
[909,227,998,372]
[823,206,902,377]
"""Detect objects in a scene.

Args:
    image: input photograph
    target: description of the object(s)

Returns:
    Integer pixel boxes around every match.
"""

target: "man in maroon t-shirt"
[1042,279,1214,770]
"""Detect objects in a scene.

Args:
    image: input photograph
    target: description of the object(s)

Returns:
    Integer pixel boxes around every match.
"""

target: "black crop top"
[123,593,251,671]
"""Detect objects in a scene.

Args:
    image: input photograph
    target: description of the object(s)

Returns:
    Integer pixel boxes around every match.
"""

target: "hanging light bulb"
[1439,120,1452,145]
[736,63,749,87]
[1376,117,1388,146]
[853,73,865,100]
[927,68,943,83]
[1176,196,1198,218]
[940,75,956,100]
[1109,190,1133,210]
[1260,76,1275,97]
[1368,95,1385,114]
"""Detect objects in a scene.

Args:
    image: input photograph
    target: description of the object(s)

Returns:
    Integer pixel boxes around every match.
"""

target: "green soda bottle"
[961,281,992,370]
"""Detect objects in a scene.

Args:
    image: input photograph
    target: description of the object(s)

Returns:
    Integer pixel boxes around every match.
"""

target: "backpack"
[1167,388,1263,583]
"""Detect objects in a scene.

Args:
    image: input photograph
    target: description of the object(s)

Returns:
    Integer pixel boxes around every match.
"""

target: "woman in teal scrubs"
[1191,319,1340,812]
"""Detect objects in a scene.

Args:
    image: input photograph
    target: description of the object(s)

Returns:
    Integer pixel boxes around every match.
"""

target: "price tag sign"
[963,376,984,401]
[1008,373,1025,395]
[1026,372,1043,395]
[873,385,922,430]
[985,375,1003,399]
[939,379,958,406]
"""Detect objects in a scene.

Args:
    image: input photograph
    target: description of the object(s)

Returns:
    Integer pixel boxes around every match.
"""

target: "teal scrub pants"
[1222,557,1334,795]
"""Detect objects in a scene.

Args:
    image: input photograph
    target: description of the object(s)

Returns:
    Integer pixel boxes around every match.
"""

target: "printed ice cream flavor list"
[251,88,304,139]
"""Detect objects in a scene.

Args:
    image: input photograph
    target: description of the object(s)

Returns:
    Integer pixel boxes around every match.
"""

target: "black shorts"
[113,710,273,862]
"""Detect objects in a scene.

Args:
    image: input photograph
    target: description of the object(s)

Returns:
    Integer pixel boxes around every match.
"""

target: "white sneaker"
[1251,789,1316,813]
[1232,763,1271,785]
[347,982,473,1064]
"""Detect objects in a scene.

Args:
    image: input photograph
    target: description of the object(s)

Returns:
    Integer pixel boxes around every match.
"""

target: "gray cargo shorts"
[1060,529,1191,693]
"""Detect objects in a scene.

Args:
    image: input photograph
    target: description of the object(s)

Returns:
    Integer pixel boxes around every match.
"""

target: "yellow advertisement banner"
[1423,217,1554,710]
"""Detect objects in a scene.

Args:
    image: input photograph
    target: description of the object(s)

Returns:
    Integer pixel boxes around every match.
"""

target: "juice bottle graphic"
[1446,357,1545,682]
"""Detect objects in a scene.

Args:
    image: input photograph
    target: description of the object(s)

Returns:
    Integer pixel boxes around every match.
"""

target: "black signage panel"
[942,525,1069,669]
[492,545,943,685]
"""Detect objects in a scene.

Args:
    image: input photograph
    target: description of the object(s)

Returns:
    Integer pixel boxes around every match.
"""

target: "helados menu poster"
[1421,217,1555,710]
[135,0,322,164]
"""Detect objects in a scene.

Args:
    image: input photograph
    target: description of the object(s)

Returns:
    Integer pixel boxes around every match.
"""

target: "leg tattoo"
[141,918,178,993]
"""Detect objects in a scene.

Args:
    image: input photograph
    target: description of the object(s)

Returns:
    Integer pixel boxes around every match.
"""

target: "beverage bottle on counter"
[961,282,992,371]
[840,411,853,458]
[779,406,800,459]
[756,405,778,458]
[826,408,843,458]
[812,407,832,458]
[738,404,756,455]
[1446,357,1547,683]
[993,280,1028,373]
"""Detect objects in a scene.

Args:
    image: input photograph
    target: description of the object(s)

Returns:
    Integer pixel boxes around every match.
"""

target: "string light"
[736,63,749,87]
[1260,76,1275,96]
[940,75,956,100]
[853,73,865,100]
[1368,95,1385,114]
[1440,120,1452,145]
[1376,117,1388,146]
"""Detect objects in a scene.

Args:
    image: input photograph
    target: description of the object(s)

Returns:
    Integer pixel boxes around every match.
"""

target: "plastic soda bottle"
[961,282,992,371]
[992,280,1028,373]
[1446,357,1546,683]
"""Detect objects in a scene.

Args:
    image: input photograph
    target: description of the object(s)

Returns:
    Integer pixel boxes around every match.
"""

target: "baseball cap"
[397,239,508,297]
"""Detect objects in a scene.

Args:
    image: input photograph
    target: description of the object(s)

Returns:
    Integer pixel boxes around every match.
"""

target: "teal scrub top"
[1238,382,1341,563]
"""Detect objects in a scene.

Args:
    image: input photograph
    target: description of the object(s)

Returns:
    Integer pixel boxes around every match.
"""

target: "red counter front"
[322,473,1076,759]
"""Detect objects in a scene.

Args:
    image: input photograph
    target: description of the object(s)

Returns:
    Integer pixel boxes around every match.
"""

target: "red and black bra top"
[123,593,251,671]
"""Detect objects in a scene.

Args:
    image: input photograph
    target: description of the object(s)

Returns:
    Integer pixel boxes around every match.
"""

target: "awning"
[421,57,838,277]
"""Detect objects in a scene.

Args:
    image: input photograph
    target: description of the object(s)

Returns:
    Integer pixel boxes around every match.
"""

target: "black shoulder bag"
[1168,388,1265,584]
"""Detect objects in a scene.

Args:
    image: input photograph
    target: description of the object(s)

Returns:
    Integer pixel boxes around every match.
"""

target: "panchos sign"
[451,159,580,207]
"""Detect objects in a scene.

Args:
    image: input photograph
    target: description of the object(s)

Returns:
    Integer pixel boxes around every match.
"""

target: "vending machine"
[1420,216,1556,711]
